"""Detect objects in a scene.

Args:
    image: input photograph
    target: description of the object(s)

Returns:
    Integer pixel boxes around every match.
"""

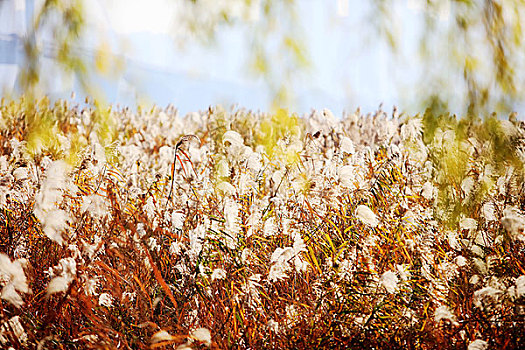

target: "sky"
[0,0,450,116]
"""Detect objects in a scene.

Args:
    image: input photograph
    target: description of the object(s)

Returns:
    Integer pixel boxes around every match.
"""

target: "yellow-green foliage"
[24,98,68,160]
[255,108,302,163]
[0,97,117,166]
[422,110,524,227]
[91,102,117,148]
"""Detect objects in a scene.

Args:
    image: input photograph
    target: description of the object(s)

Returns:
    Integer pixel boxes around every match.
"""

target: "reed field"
[0,98,524,349]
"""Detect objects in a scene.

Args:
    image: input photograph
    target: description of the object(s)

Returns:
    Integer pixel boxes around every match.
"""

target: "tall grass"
[0,100,524,349]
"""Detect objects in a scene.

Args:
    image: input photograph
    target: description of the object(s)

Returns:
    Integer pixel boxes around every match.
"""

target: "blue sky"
[0,0,450,116]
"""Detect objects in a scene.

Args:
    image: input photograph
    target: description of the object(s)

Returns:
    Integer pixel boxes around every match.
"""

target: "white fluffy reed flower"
[340,136,355,154]
[83,276,99,296]
[13,167,28,181]
[338,165,354,188]
[223,130,250,161]
[379,270,398,294]
[0,254,30,308]
[222,130,244,148]
[401,118,423,140]
[33,160,69,244]
[263,217,277,236]
[515,275,525,298]
[237,171,256,195]
[47,257,77,295]
[421,181,435,200]
[501,207,525,240]
[169,241,184,255]
[216,159,230,178]
[46,276,72,295]
[211,268,227,281]
[147,237,160,252]
[434,305,457,325]
[461,176,475,196]
[396,264,410,281]
[322,108,337,124]
[268,245,300,281]
[268,234,307,279]
[459,218,477,231]
[468,339,488,350]
[356,205,379,227]
[469,275,480,285]
[172,211,185,230]
[267,319,279,333]
[158,145,173,174]
[247,152,262,172]
[190,327,211,347]
[99,292,113,307]
[0,155,7,172]
[241,274,262,305]
[217,181,236,196]
[143,197,155,220]
[188,224,206,258]
[151,330,177,344]
[93,142,107,165]
[481,202,496,222]
[285,304,299,327]
[224,198,240,248]
[0,316,27,345]
[270,247,292,265]
[292,233,308,272]
[455,255,467,267]
[241,248,255,265]
[473,286,503,309]
[268,263,290,282]
[81,194,108,220]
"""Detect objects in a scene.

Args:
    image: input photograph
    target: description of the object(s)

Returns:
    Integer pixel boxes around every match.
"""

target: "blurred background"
[0,0,524,117]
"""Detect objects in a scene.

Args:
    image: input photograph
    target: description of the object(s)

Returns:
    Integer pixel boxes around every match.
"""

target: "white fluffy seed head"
[33,160,69,244]
[99,293,113,307]
[380,270,398,294]
[468,339,488,350]
[434,305,457,325]
[340,137,355,154]
[0,254,30,308]
[211,268,227,281]
[356,205,379,227]
[151,330,176,344]
[190,327,211,347]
